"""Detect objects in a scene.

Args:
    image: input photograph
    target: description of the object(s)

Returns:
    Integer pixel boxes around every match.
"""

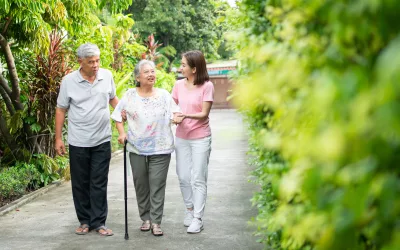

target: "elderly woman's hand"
[118,133,127,145]
[121,110,127,121]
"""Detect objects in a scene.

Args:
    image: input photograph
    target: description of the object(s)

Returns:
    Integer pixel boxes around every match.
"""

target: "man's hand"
[118,133,127,145]
[55,139,66,156]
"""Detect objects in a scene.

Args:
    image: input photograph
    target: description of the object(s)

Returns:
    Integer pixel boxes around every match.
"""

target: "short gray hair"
[134,60,156,87]
[77,43,100,58]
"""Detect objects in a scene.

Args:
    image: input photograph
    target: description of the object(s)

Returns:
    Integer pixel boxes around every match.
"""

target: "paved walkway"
[0,110,262,250]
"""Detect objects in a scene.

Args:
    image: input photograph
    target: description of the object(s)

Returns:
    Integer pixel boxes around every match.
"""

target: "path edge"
[0,149,124,216]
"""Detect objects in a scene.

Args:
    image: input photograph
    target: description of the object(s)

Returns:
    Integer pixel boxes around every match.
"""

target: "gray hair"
[134,60,156,87]
[77,43,100,58]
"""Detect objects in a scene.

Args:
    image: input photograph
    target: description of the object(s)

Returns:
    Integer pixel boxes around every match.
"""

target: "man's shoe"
[187,218,203,234]
[184,209,194,227]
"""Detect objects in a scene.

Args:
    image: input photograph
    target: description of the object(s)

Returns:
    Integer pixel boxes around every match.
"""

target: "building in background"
[207,60,236,109]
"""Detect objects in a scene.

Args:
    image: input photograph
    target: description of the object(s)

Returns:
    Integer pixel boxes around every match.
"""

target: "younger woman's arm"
[179,101,212,121]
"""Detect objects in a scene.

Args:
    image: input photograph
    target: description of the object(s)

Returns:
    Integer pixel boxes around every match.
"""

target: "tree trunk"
[0,33,23,111]
[161,34,170,47]
[0,33,35,157]
[0,108,21,160]
[0,74,15,115]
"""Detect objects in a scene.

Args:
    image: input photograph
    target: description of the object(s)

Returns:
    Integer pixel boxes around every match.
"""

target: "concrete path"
[0,110,262,250]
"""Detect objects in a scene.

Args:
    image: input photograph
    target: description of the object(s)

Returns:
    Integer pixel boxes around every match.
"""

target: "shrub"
[155,69,176,93]
[32,154,69,186]
[0,163,40,203]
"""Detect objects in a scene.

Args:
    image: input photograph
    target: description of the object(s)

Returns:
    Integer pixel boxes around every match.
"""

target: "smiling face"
[78,56,100,77]
[179,56,196,79]
[136,63,156,86]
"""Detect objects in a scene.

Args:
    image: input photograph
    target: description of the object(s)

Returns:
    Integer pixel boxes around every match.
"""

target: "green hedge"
[230,0,400,249]
[0,163,40,203]
[0,154,69,205]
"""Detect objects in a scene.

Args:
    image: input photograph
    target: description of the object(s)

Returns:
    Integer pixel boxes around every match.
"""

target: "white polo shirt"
[57,68,116,147]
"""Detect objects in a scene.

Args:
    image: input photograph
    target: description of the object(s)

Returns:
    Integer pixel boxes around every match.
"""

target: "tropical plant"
[154,69,176,93]
[32,153,68,186]
[0,0,133,164]
[139,34,175,70]
[24,30,71,157]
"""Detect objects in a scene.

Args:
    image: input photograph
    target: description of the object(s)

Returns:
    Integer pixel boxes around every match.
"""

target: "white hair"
[76,43,100,58]
[134,60,156,87]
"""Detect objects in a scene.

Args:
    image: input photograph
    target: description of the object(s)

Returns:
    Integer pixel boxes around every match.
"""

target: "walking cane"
[124,140,129,240]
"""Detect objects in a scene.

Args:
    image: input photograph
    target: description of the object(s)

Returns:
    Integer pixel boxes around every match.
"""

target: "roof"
[175,60,237,77]
[206,60,237,76]
[206,60,237,71]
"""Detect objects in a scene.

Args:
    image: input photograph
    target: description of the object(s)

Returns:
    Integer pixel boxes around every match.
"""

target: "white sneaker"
[184,210,194,227]
[187,218,203,233]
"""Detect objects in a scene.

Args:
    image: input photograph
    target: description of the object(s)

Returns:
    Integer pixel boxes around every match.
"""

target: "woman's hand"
[118,133,127,145]
[173,113,185,124]
[121,110,127,121]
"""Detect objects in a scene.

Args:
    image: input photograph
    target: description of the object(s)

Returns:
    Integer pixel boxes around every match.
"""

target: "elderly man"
[55,43,118,236]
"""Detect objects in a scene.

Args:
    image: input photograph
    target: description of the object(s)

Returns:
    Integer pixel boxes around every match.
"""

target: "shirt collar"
[77,67,104,83]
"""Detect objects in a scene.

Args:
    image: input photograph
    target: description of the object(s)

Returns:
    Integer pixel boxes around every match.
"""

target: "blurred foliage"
[214,0,236,60]
[154,69,176,93]
[229,0,400,249]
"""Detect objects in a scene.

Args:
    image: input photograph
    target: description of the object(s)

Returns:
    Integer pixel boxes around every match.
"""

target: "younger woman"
[172,50,214,234]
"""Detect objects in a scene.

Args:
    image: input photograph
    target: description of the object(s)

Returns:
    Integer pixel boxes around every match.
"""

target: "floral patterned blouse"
[111,88,180,155]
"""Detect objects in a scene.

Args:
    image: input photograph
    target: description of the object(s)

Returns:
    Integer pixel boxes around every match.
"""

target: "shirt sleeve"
[203,81,214,102]
[172,81,179,102]
[169,93,181,117]
[110,94,127,122]
[56,78,69,109]
[109,73,116,100]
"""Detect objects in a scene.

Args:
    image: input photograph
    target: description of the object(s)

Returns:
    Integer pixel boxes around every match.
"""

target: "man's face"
[79,56,100,76]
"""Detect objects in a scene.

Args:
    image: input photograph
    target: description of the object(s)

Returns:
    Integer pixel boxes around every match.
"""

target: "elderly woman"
[111,59,180,236]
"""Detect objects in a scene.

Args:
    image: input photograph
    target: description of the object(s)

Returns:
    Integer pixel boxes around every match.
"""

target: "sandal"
[151,224,163,236]
[140,220,151,231]
[75,224,90,235]
[95,225,114,236]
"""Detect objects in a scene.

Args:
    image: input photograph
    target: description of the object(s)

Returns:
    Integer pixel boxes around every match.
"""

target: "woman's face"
[179,56,195,78]
[137,64,156,86]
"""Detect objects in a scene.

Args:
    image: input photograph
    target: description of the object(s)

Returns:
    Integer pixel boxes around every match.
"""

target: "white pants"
[175,136,212,219]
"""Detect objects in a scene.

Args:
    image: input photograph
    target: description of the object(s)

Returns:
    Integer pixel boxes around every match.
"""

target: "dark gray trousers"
[129,153,171,224]
[69,141,111,230]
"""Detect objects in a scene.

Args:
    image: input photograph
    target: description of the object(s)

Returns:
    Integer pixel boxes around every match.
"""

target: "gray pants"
[129,153,171,224]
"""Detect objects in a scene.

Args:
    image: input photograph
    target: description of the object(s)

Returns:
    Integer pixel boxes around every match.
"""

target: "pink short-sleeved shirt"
[172,79,214,140]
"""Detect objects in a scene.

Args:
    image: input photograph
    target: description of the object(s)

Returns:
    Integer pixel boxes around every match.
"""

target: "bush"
[32,154,69,186]
[155,69,176,93]
[0,163,40,203]
[230,0,400,249]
